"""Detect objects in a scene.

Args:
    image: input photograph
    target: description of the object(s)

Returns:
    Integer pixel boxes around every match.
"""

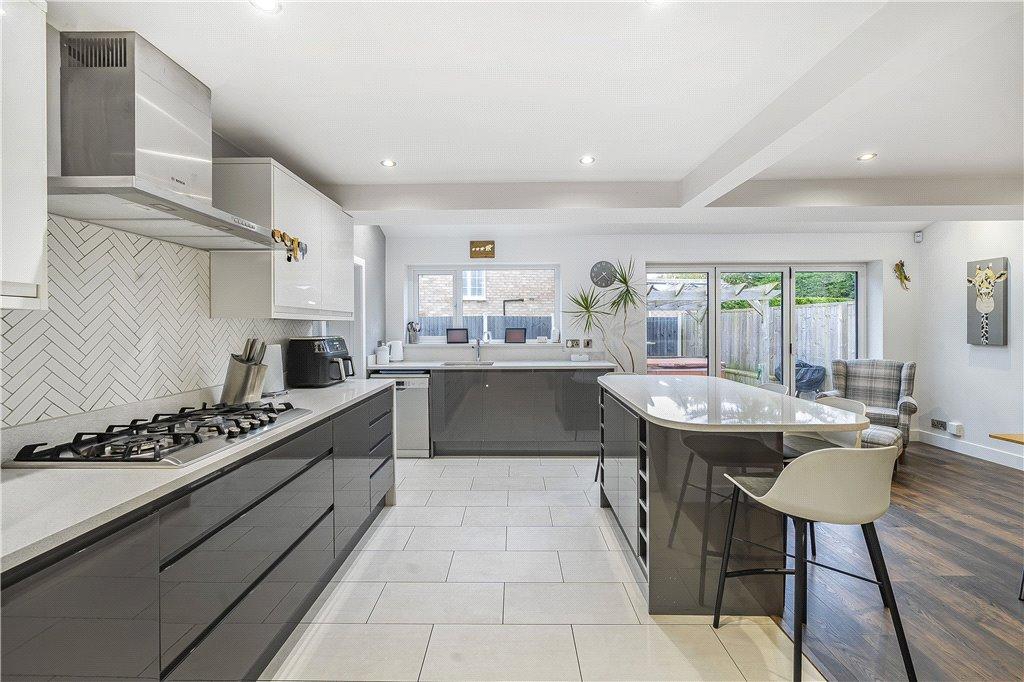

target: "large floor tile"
[427,490,509,506]
[441,464,510,478]
[559,551,645,582]
[511,464,579,477]
[419,456,478,466]
[354,525,413,550]
[405,526,506,551]
[447,551,563,582]
[368,582,504,624]
[472,476,546,490]
[508,527,607,550]
[550,506,616,526]
[573,624,744,681]
[575,464,600,477]
[420,625,581,681]
[283,582,385,624]
[508,491,591,507]
[334,550,453,582]
[373,506,465,526]
[399,476,473,490]
[481,457,541,465]
[259,623,431,681]
[503,583,639,624]
[462,506,552,527]
[397,462,440,477]
[544,477,600,491]
[622,582,717,625]
[541,457,597,466]
[392,489,432,506]
[712,621,824,681]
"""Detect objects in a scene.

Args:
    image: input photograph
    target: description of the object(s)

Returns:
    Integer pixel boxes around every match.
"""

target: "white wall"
[386,230,921,370]
[914,220,1023,469]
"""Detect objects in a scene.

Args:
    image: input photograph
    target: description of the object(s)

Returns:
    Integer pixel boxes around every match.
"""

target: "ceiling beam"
[676,1,1024,209]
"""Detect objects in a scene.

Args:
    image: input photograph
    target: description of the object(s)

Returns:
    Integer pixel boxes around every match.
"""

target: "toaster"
[286,336,356,388]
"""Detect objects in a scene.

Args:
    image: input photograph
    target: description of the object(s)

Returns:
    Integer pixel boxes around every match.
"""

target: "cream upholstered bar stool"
[712,445,915,682]
[782,395,866,557]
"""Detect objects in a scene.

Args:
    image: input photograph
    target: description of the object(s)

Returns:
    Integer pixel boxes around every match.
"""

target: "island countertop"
[369,359,616,370]
[599,374,869,433]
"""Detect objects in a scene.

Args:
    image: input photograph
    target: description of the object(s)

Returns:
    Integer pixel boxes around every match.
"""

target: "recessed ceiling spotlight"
[379,159,397,168]
[857,152,878,161]
[579,155,597,165]
[249,0,282,14]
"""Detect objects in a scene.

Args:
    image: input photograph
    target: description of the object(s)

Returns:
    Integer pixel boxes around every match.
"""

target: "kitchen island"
[371,359,615,456]
[598,374,867,617]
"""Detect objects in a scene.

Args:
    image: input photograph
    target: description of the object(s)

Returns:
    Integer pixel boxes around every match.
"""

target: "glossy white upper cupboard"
[211,158,354,320]
[2,0,49,310]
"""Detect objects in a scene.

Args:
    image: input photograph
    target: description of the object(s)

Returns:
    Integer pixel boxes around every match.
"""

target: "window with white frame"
[462,270,486,300]
[411,265,560,342]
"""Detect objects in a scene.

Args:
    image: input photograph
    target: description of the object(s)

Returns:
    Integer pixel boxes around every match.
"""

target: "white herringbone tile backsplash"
[1,215,313,427]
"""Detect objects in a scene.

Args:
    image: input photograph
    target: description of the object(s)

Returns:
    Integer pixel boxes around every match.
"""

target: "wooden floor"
[780,442,1024,681]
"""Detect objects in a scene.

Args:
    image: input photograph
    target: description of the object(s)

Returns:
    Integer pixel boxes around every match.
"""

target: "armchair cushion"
[866,406,899,428]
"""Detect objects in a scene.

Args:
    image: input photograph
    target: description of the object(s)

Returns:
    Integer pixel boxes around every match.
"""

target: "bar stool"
[782,396,867,557]
[712,445,916,682]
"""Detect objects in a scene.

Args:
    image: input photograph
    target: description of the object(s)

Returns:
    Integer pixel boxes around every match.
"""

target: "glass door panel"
[717,270,785,387]
[646,272,710,376]
[792,270,859,396]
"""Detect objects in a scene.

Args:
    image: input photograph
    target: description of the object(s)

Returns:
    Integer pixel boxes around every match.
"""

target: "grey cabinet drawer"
[369,433,393,475]
[1,514,160,680]
[369,409,392,449]
[370,457,395,506]
[367,390,392,423]
[160,455,333,676]
[159,422,332,561]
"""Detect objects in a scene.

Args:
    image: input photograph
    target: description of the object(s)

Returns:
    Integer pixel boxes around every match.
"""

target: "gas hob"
[8,401,312,468]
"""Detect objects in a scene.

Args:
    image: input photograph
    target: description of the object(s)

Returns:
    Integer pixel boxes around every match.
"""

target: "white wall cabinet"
[211,158,353,320]
[2,0,49,310]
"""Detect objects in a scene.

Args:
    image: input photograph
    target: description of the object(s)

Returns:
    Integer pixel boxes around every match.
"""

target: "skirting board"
[912,429,1024,470]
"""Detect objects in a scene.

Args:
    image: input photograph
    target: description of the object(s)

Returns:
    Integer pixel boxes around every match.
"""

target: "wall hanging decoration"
[470,240,495,258]
[892,260,911,290]
[967,258,1008,346]
[567,259,642,373]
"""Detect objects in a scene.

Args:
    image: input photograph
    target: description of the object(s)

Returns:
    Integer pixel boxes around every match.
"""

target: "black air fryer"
[286,336,356,387]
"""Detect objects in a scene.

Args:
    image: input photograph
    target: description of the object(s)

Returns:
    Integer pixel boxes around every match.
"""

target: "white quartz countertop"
[0,380,393,572]
[369,360,616,370]
[599,375,869,433]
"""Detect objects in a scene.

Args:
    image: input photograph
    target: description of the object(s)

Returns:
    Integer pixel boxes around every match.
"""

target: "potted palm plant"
[566,259,643,373]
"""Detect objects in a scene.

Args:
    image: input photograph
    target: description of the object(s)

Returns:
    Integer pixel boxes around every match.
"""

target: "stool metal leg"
[668,453,695,548]
[862,525,893,608]
[808,521,817,557]
[793,520,807,681]
[862,522,917,682]
[712,485,740,628]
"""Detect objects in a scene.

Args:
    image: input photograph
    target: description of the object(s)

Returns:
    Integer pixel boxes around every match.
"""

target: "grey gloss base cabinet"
[599,388,785,618]
[0,389,394,681]
[429,369,608,455]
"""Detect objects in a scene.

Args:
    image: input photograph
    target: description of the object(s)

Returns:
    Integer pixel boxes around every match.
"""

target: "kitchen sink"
[442,361,495,366]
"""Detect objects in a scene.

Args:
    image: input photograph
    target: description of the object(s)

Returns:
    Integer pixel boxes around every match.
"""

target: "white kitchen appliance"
[387,340,404,362]
[374,344,391,365]
[373,370,430,458]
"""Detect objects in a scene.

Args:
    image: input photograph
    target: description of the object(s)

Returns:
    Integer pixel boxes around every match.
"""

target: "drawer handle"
[369,410,391,427]
[159,448,332,572]
[370,433,391,453]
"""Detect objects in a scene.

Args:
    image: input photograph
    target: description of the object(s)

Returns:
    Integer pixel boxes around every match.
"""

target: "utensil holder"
[221,357,268,405]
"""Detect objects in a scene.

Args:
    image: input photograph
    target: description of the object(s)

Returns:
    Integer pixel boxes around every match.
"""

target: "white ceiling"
[45,1,1023,234]
[759,11,1023,180]
[48,0,882,186]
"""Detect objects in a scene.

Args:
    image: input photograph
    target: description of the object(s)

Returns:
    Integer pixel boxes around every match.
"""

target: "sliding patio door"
[645,264,864,393]
[716,269,788,388]
[645,269,713,376]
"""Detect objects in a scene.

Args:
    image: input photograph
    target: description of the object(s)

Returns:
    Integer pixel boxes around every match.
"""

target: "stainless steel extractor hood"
[48,31,275,250]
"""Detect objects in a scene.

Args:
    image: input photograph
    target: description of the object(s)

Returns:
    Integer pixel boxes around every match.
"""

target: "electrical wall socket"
[930,418,947,430]
[582,339,593,349]
[565,339,581,349]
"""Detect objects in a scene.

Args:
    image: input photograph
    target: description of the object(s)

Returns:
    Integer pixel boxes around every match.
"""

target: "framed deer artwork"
[966,258,1008,346]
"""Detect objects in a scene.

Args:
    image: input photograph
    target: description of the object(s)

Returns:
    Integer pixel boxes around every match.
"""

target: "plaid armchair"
[820,359,917,449]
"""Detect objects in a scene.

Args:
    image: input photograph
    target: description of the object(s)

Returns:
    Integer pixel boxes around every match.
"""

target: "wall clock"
[591,260,616,288]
